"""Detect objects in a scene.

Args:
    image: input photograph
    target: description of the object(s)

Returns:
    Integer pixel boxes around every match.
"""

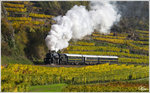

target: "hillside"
[63,30,149,64]
[1,1,149,65]
[1,1,89,64]
[1,1,54,64]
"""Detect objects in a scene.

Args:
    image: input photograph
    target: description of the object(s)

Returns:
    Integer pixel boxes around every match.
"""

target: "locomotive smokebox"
[44,50,60,64]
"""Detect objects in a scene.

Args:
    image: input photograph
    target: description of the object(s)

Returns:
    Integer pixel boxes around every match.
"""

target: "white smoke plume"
[45,1,121,52]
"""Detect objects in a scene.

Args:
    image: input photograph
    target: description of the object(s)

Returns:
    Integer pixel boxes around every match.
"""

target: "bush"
[15,31,28,56]
[1,18,15,56]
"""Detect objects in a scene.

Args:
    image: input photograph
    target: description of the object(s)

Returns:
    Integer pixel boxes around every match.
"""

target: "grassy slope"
[1,56,33,65]
[28,83,67,92]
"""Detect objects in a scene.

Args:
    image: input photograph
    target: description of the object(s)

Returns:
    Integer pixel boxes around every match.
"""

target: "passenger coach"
[44,51,118,65]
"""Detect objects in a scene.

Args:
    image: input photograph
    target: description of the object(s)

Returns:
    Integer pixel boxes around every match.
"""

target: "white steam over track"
[45,1,121,52]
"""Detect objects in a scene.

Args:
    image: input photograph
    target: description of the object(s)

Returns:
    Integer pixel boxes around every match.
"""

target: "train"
[44,51,118,65]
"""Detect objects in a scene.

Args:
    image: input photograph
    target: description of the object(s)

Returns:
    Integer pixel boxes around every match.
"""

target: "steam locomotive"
[44,51,118,65]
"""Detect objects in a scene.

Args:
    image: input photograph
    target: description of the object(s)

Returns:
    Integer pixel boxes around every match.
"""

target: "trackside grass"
[28,83,67,92]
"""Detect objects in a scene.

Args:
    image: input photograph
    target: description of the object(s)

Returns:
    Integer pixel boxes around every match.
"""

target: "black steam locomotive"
[44,51,118,65]
[44,51,66,65]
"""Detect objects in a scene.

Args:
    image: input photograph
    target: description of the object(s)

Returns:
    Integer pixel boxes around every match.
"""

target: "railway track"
[36,64,89,67]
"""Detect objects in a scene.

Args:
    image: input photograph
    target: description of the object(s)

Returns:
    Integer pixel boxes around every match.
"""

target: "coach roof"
[64,53,118,58]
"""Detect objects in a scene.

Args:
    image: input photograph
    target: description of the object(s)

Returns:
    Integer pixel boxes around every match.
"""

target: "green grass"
[124,77,149,84]
[1,55,33,65]
[28,83,67,92]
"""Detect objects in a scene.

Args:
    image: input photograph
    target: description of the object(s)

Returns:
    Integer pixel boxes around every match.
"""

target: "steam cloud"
[45,1,121,52]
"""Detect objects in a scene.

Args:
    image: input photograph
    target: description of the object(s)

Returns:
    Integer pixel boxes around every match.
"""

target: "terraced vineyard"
[1,1,149,92]
[1,63,149,92]
[2,1,54,32]
[2,1,149,65]
[63,30,149,64]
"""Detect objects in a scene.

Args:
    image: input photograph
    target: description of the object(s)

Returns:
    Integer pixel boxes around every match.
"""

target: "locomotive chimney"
[49,50,56,53]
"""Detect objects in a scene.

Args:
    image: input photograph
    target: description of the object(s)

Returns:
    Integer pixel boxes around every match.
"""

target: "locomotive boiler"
[44,51,118,65]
